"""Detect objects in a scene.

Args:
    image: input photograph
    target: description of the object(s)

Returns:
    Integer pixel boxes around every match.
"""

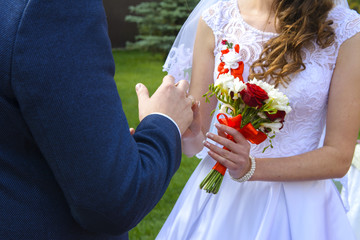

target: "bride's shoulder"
[202,0,236,29]
[328,6,360,27]
[329,5,359,19]
[328,6,360,45]
[202,0,234,19]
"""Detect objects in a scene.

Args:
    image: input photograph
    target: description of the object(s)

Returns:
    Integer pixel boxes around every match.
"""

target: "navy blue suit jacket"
[0,0,181,239]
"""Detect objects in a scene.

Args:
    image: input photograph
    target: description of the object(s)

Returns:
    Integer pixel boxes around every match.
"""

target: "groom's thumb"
[136,83,149,103]
[135,83,149,122]
[136,83,150,121]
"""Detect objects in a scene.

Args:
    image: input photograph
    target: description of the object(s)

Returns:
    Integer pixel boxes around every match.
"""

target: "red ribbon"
[211,113,267,176]
[217,62,244,82]
[212,162,227,176]
[217,62,229,77]
[231,61,244,82]
[216,113,267,144]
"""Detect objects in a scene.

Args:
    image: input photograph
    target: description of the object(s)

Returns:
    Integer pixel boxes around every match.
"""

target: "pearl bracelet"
[230,155,256,182]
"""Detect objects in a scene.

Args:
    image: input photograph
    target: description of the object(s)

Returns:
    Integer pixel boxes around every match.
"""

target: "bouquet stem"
[200,162,227,194]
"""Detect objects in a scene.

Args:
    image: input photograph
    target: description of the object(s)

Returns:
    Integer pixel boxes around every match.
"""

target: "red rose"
[265,110,286,130]
[240,83,269,108]
[265,110,286,122]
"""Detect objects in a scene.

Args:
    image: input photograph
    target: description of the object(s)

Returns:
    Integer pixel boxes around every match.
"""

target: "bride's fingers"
[205,144,238,169]
[204,140,251,178]
[214,123,248,144]
[203,139,230,158]
[203,140,238,164]
[129,128,135,135]
[217,126,227,138]
[206,132,242,154]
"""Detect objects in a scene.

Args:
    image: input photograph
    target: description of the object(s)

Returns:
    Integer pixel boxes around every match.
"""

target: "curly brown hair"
[249,0,335,87]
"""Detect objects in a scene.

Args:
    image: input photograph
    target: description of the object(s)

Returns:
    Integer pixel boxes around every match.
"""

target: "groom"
[0,0,194,239]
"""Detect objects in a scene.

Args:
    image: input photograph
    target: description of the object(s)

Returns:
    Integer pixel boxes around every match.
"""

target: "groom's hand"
[136,75,194,134]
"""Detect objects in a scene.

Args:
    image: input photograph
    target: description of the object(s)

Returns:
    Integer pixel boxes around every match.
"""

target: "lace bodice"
[198,0,360,158]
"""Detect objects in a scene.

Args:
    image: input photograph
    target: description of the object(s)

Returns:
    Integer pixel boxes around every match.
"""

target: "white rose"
[222,51,242,70]
[267,90,291,114]
[215,73,236,92]
[220,104,235,114]
[260,122,283,133]
[257,112,267,119]
[229,80,246,99]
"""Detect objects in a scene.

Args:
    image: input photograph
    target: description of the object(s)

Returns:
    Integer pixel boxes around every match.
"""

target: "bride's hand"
[182,101,205,157]
[182,101,201,139]
[129,128,135,135]
[204,123,251,179]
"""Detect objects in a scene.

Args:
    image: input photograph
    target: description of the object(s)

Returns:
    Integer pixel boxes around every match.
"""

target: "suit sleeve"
[11,0,181,235]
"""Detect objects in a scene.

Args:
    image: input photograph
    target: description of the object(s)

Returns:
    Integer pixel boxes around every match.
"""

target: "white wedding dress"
[342,144,360,240]
[157,1,360,239]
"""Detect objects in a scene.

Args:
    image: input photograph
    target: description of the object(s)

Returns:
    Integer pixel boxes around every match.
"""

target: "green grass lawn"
[113,49,199,239]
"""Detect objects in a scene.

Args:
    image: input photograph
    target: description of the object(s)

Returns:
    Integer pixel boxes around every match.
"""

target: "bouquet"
[200,40,291,194]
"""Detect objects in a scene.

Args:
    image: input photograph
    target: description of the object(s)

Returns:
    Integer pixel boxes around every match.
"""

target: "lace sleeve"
[201,1,223,32]
[202,1,232,52]
[332,7,360,49]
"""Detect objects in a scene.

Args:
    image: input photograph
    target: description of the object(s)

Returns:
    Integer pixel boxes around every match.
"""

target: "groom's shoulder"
[0,0,30,79]
[0,0,28,11]
[0,1,29,30]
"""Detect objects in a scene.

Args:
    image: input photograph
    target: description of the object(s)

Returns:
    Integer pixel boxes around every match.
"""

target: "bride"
[156,0,360,239]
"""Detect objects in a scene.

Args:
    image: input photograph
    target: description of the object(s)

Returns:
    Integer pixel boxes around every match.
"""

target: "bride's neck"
[237,0,278,33]
[238,0,275,15]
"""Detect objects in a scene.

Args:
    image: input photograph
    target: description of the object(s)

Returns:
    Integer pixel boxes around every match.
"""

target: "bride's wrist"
[230,155,256,182]
[181,132,205,157]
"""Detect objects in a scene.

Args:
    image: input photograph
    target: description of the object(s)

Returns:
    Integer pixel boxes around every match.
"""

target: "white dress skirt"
[342,144,360,240]
[157,156,354,240]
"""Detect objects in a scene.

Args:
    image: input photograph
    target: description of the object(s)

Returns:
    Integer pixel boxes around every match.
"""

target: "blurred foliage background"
[350,0,360,12]
[125,0,200,56]
[125,0,360,57]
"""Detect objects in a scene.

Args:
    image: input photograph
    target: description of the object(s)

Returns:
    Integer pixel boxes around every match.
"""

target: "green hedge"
[125,0,199,56]
[349,0,360,12]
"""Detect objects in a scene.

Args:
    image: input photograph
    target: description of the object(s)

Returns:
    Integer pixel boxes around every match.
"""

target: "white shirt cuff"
[149,113,181,137]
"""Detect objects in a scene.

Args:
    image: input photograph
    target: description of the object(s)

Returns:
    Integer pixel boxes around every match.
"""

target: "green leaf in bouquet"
[262,133,275,153]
